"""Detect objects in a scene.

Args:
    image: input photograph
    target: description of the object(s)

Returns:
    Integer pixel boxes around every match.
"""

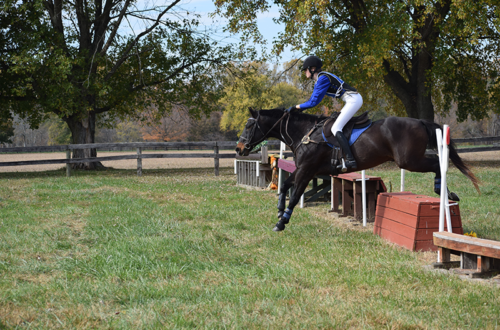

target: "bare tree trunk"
[65,111,105,170]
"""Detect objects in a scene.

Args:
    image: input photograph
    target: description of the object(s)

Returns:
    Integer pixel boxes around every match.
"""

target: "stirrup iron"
[336,158,347,173]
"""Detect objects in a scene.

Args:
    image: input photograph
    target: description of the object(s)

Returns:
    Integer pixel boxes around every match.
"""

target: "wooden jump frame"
[434,232,500,278]
[432,127,500,278]
[234,146,270,188]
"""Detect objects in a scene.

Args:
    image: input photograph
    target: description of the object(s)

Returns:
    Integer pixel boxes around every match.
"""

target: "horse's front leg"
[273,169,315,232]
[277,172,295,219]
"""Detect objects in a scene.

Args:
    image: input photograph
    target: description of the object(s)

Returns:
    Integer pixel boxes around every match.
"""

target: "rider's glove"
[286,106,297,113]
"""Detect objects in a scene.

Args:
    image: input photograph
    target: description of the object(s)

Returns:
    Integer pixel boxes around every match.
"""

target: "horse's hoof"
[273,221,286,232]
[448,191,460,202]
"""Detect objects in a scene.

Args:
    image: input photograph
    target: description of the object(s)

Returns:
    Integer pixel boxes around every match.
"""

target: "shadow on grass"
[0,166,236,180]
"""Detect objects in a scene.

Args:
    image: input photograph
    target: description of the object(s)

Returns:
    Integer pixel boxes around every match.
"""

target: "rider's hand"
[286,106,297,113]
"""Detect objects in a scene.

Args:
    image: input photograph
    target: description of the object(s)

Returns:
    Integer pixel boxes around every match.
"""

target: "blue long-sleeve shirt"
[299,72,357,110]
[299,75,331,110]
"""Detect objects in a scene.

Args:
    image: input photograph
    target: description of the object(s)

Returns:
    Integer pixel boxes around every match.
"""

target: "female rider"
[287,55,363,169]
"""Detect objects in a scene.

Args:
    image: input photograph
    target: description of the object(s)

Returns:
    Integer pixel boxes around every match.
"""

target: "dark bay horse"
[235,108,480,232]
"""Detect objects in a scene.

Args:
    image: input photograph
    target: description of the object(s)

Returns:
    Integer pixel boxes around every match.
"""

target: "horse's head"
[235,108,264,156]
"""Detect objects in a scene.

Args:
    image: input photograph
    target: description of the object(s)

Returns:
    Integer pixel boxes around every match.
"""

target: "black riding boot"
[335,131,357,169]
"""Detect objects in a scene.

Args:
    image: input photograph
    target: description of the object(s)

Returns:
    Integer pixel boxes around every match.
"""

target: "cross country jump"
[235,108,480,232]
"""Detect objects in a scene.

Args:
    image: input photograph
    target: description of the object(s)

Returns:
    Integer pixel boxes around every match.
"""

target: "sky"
[121,0,300,65]
[174,0,298,64]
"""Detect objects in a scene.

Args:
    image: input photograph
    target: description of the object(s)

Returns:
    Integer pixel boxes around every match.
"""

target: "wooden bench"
[331,173,387,221]
[433,232,500,277]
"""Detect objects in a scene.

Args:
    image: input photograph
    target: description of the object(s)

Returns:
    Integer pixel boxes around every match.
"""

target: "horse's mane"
[258,108,329,122]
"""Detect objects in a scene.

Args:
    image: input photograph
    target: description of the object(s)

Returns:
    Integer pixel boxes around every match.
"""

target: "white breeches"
[331,92,364,135]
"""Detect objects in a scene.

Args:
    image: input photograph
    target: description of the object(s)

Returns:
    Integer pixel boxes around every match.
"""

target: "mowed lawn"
[0,162,499,329]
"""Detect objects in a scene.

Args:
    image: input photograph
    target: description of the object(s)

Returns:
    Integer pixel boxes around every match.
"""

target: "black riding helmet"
[302,55,322,76]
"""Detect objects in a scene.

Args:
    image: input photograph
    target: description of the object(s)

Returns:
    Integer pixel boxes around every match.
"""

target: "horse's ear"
[248,107,258,119]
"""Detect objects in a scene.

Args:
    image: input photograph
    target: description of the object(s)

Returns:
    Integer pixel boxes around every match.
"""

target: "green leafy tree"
[215,0,500,122]
[45,115,71,145]
[0,109,14,144]
[116,121,142,143]
[1,0,237,168]
[220,62,309,132]
[188,111,239,141]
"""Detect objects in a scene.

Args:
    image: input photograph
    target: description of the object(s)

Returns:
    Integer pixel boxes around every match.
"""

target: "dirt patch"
[0,150,237,172]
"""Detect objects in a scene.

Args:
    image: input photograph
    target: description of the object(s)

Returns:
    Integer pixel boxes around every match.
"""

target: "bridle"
[240,111,290,153]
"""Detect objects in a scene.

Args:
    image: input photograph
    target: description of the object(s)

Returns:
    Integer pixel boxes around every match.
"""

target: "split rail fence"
[0,141,284,177]
[1,136,499,177]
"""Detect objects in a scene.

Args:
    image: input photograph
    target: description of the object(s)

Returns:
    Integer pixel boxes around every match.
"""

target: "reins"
[243,111,290,152]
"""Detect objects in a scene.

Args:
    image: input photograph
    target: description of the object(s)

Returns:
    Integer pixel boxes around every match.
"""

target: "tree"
[116,121,143,143]
[46,115,71,145]
[0,109,14,144]
[11,115,48,147]
[215,0,500,122]
[188,111,239,141]
[219,61,310,133]
[140,105,191,142]
[1,0,237,168]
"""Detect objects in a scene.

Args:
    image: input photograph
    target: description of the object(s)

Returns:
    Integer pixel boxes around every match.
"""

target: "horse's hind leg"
[398,156,460,202]
[277,172,295,219]
[273,169,315,232]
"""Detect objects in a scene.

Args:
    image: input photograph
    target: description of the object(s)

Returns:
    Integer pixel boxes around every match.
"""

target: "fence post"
[261,146,268,164]
[66,149,71,177]
[137,147,142,176]
[214,142,219,176]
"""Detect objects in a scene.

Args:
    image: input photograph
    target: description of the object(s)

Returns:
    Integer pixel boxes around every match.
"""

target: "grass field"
[0,161,499,329]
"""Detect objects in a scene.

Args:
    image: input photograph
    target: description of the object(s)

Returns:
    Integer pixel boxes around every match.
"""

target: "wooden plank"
[453,136,500,143]
[219,154,238,159]
[66,150,71,177]
[376,193,421,216]
[0,152,228,167]
[438,247,451,263]
[376,193,460,217]
[140,153,218,159]
[277,159,297,173]
[374,217,417,240]
[214,145,219,176]
[235,154,262,161]
[1,136,497,154]
[335,172,382,182]
[331,177,342,212]
[414,240,438,252]
[261,146,268,164]
[137,148,142,176]
[415,226,462,241]
[374,226,416,250]
[375,205,462,229]
[0,142,221,153]
[433,232,500,259]
[375,225,440,252]
[455,146,500,153]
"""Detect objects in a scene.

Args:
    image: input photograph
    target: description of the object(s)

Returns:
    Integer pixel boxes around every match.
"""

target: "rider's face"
[305,67,315,79]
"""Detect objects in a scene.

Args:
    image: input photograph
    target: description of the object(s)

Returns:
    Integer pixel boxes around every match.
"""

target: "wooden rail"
[1,134,499,177]
[0,141,284,177]
[433,232,500,277]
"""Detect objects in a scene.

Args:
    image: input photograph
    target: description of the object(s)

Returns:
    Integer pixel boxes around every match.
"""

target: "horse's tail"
[421,120,481,194]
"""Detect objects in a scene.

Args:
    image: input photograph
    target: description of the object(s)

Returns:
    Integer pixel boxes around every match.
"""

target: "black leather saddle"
[322,111,371,147]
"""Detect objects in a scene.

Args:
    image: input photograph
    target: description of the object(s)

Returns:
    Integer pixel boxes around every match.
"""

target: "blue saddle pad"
[321,122,372,148]
[349,123,372,146]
